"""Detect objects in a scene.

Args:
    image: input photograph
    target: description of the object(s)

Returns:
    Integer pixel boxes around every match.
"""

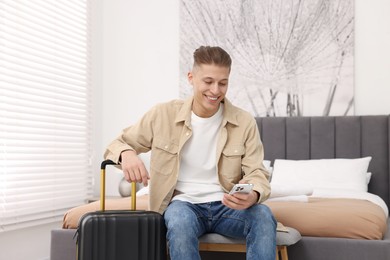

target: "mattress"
[265,197,387,239]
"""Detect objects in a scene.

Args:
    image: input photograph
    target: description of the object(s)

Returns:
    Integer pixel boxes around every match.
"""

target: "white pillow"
[136,186,149,196]
[262,159,272,170]
[262,160,273,181]
[366,172,372,184]
[270,183,313,198]
[271,157,372,192]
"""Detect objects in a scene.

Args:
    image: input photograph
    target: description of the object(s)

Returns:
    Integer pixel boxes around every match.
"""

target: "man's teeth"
[207,96,218,101]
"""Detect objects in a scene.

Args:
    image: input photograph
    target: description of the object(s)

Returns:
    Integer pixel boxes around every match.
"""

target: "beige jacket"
[104,97,270,214]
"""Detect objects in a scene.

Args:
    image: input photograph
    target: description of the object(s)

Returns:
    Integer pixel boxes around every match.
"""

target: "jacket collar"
[175,96,239,127]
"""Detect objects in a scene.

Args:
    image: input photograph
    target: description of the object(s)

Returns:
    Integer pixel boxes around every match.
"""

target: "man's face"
[188,63,230,118]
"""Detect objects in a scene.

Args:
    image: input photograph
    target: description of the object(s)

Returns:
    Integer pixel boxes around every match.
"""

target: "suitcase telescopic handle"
[100,159,137,211]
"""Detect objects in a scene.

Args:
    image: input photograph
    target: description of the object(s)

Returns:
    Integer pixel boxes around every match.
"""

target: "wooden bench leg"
[197,242,289,260]
[277,245,288,260]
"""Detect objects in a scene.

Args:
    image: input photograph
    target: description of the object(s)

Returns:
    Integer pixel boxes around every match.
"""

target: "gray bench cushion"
[199,227,301,246]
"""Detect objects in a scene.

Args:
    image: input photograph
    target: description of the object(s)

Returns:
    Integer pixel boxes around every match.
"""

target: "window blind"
[0,0,92,232]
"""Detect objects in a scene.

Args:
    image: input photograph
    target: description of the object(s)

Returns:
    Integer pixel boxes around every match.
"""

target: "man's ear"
[187,71,193,85]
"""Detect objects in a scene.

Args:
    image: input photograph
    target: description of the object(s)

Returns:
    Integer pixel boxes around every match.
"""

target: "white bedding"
[268,195,309,202]
[268,188,388,218]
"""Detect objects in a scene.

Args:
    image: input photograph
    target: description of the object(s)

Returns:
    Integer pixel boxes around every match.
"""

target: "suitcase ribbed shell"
[77,210,167,260]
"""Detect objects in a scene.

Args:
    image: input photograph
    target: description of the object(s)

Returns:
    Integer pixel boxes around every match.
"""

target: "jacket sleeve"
[241,118,271,203]
[104,106,157,163]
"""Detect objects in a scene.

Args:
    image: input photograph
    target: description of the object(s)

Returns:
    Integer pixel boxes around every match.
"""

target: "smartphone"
[229,183,254,195]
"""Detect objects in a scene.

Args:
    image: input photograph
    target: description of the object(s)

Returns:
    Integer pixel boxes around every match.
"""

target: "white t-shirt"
[172,104,225,203]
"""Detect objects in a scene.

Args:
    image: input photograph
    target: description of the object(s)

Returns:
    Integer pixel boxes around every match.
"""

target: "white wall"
[97,0,180,196]
[1,0,389,259]
[101,0,179,145]
[355,0,390,115]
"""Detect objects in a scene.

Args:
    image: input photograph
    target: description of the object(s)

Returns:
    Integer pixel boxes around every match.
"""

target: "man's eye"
[204,81,212,84]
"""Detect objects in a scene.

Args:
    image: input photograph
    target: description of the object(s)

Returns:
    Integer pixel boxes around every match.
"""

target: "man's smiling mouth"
[206,95,218,101]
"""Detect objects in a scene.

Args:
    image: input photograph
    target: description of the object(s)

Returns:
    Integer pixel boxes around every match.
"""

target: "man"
[104,46,276,259]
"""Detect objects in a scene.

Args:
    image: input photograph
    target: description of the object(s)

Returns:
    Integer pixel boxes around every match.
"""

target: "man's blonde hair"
[193,46,232,70]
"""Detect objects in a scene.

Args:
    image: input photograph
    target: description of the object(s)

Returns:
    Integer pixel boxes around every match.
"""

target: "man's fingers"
[142,175,150,187]
[120,150,149,185]
[124,169,136,183]
[223,194,246,210]
[139,165,150,187]
[222,193,254,210]
[123,166,149,187]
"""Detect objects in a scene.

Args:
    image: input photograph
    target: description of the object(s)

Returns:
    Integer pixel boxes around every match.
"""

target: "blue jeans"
[164,200,277,260]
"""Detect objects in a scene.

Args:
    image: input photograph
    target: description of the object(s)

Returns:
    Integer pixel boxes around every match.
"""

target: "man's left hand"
[222,189,259,210]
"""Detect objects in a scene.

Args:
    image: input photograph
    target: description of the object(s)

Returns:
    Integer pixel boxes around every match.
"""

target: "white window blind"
[0,0,92,232]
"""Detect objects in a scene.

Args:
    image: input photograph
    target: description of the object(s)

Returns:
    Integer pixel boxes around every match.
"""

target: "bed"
[51,115,390,260]
[257,115,390,259]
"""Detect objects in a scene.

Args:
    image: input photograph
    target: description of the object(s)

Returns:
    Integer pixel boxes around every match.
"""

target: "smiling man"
[105,46,276,260]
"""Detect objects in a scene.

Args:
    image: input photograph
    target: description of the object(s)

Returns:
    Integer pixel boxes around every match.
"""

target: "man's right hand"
[120,150,150,186]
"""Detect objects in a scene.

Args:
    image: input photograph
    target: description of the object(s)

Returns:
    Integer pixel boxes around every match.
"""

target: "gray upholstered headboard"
[256,115,390,209]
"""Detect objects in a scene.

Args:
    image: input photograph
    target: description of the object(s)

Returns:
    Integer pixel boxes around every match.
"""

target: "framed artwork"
[179,0,354,116]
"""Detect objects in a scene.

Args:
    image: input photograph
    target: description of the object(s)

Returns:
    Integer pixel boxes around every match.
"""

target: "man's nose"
[210,83,219,94]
